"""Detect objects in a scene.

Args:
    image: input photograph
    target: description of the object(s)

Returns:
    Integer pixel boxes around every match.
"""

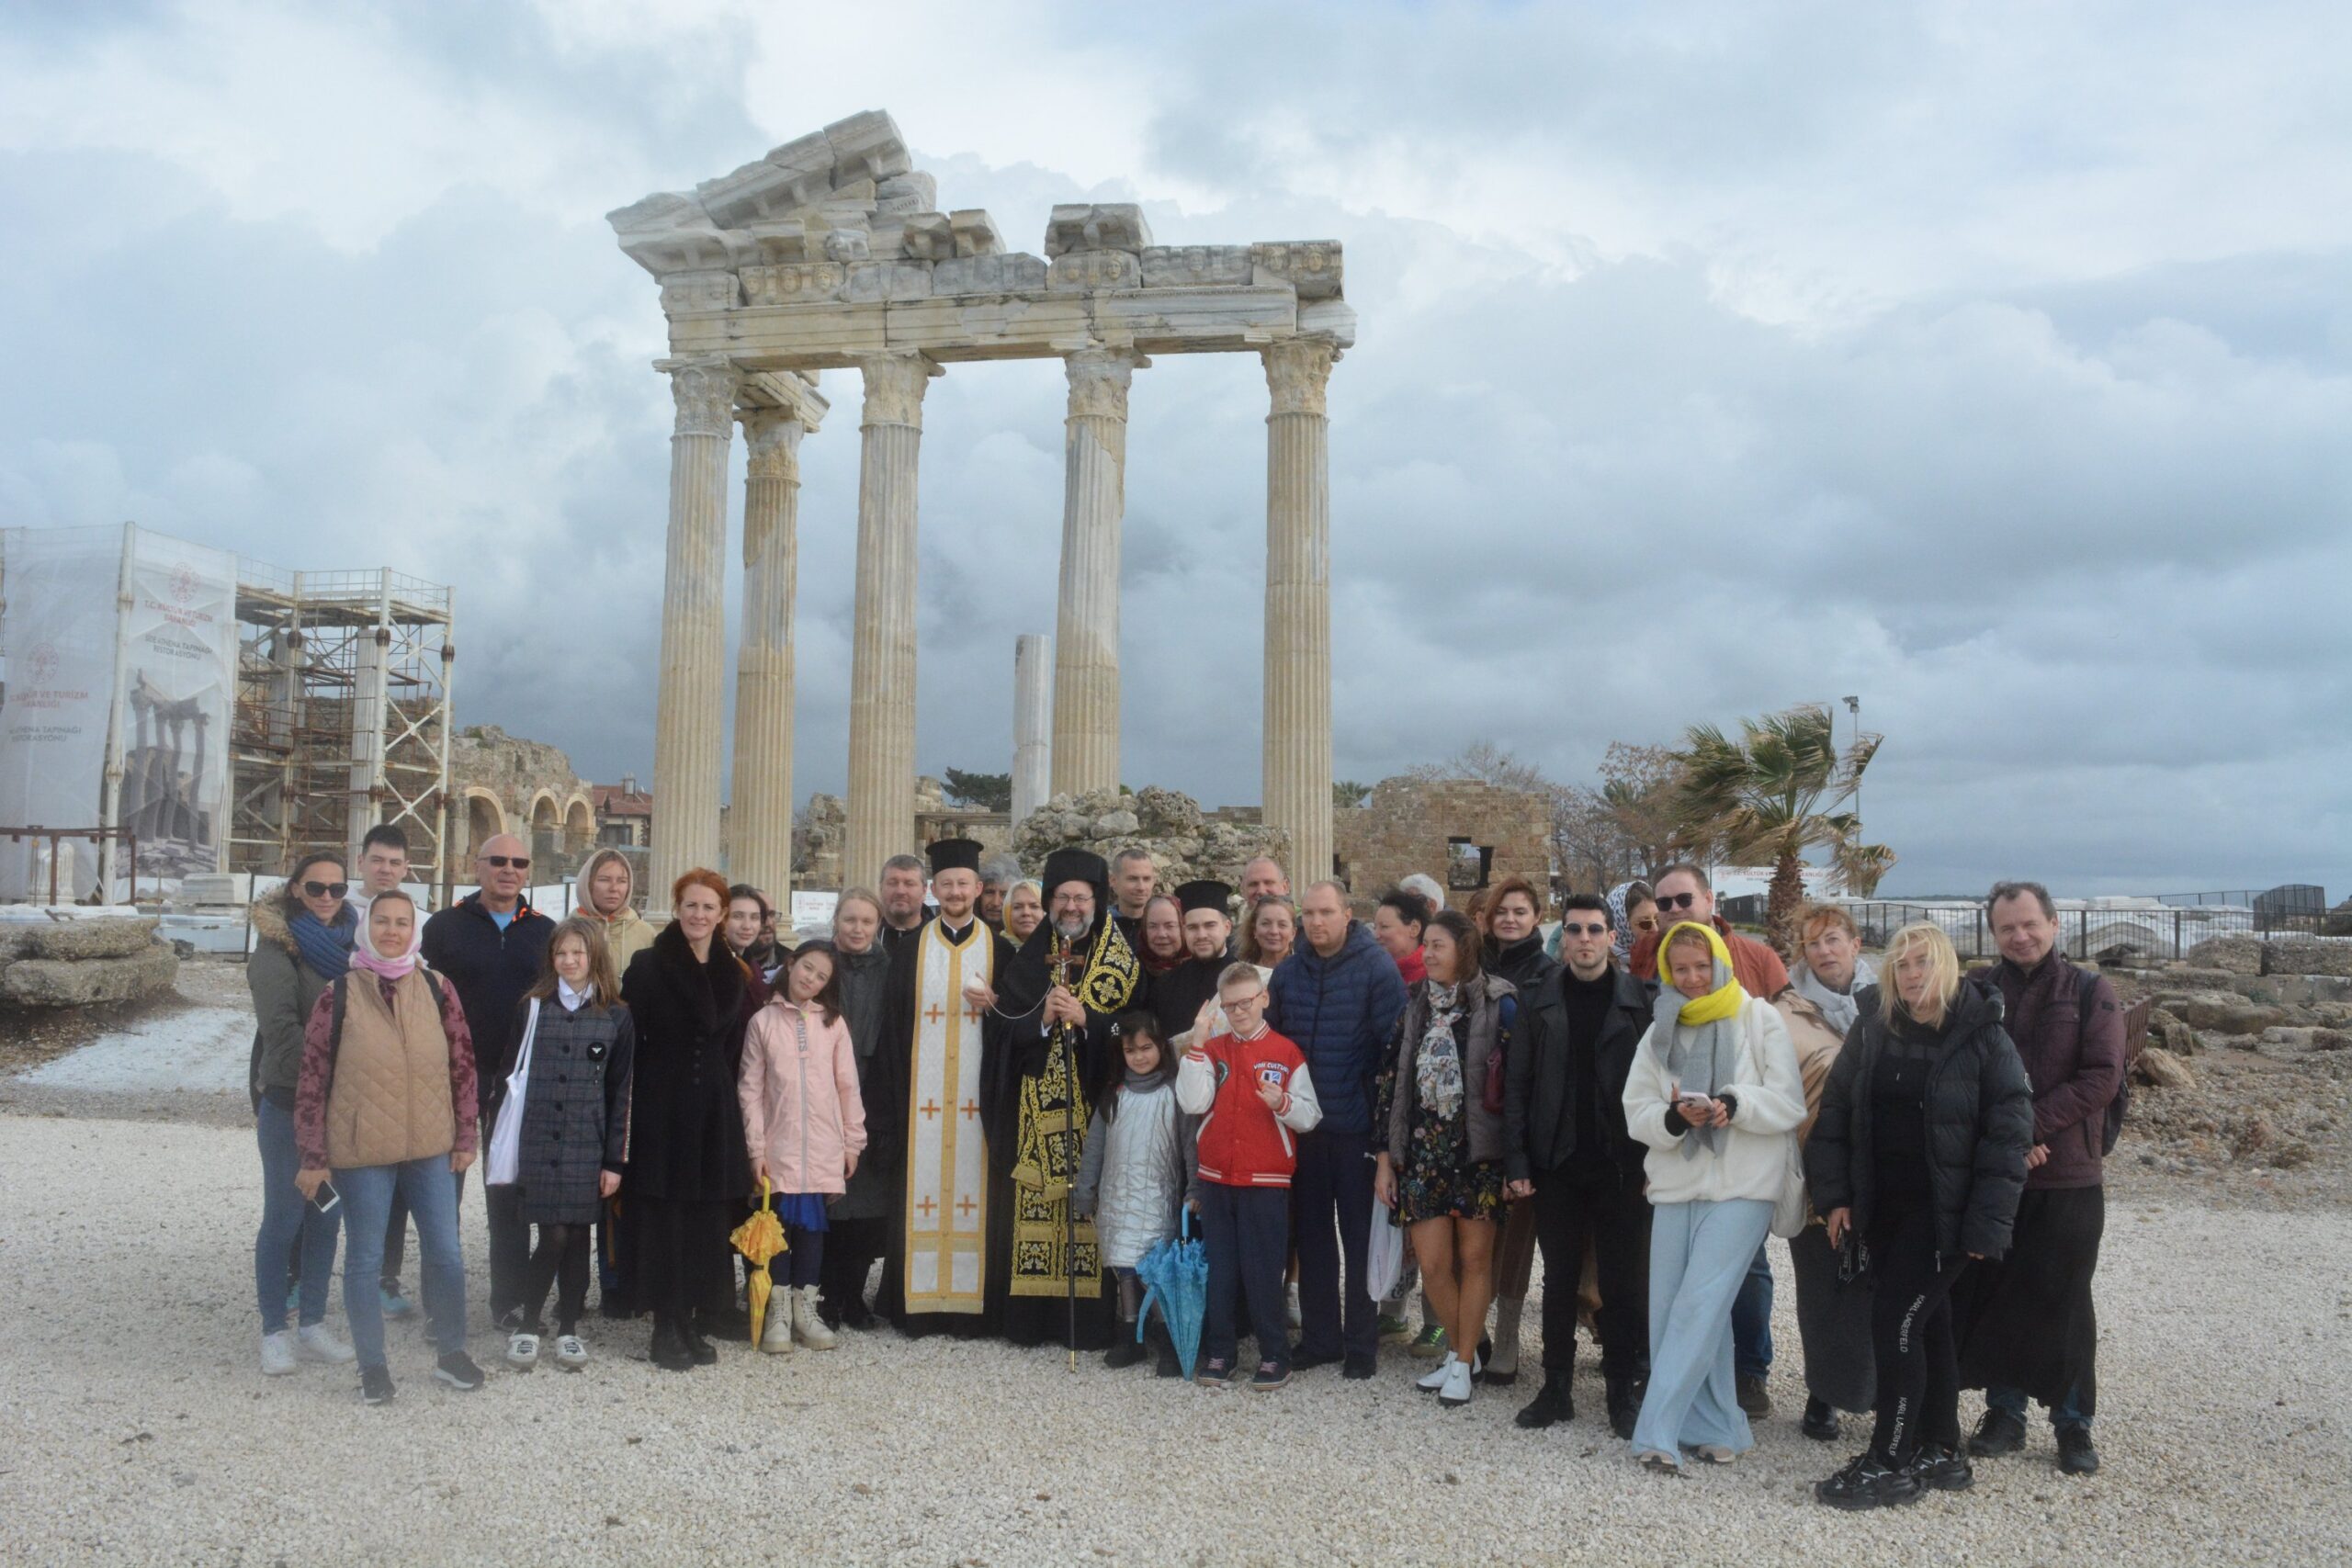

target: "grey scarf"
[1792,955,1876,1036]
[1649,958,1740,1160]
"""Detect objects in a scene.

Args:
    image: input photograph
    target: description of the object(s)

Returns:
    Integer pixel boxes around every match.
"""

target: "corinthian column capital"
[740,407,805,482]
[854,352,941,430]
[669,360,741,438]
[1262,336,1339,418]
[1065,345,1146,421]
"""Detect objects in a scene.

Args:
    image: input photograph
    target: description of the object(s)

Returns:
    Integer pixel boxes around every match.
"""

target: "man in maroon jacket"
[1961,880,2124,1478]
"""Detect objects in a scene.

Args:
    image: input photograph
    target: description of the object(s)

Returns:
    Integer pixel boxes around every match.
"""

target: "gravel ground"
[1,1114,2346,1566]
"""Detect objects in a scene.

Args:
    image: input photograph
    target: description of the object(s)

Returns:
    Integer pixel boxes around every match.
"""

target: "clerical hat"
[926,837,984,875]
[1040,847,1109,895]
[1175,879,1233,916]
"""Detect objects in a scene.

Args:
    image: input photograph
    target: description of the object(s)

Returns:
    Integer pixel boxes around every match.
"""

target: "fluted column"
[842,352,939,889]
[729,407,803,904]
[650,358,740,897]
[1012,632,1053,826]
[1050,346,1144,796]
[1261,337,1338,886]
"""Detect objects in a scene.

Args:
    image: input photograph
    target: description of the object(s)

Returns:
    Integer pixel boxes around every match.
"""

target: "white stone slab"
[17,1006,251,1095]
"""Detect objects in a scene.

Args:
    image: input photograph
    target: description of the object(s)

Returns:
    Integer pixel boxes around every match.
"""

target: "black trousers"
[1530,1163,1650,1379]
[1202,1184,1292,1369]
[1293,1129,1376,1361]
[483,1180,533,1324]
[820,1216,884,1317]
[520,1222,592,1334]
[1870,1205,1969,1464]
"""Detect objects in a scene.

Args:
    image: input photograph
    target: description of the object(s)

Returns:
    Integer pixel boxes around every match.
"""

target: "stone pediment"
[610,109,1351,367]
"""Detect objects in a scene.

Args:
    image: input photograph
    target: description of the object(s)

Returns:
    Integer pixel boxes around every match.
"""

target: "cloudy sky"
[3,1,2346,897]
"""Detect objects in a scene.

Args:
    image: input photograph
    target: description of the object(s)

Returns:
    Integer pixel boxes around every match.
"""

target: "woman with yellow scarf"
[1622,921,1806,1473]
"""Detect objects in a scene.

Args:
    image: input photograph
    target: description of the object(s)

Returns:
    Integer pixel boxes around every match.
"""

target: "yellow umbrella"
[729,1180,788,1347]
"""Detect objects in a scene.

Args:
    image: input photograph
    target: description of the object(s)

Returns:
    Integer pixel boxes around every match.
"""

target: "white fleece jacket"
[1623,994,1806,1207]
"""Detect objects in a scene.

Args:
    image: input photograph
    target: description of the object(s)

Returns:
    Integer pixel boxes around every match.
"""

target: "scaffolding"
[230,564,455,886]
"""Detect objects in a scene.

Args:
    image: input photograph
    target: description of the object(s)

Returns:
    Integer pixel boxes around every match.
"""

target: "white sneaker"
[760,1303,795,1355]
[296,1322,356,1364]
[553,1335,589,1370]
[506,1331,539,1371]
[790,1286,839,1351]
[1438,1356,1475,1407]
[261,1330,298,1376]
[1417,1351,1458,1393]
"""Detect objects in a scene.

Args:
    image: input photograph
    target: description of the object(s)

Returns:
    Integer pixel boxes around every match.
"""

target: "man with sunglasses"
[1501,892,1657,1436]
[1624,862,1790,1420]
[422,832,556,1329]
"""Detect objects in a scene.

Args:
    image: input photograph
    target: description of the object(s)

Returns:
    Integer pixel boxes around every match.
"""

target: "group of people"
[248,831,2123,1509]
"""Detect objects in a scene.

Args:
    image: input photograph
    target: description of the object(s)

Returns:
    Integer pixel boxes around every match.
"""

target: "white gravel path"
[0,1112,2346,1566]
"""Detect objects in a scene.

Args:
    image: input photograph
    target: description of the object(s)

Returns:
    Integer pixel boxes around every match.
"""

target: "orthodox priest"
[1152,879,1234,1045]
[874,839,1012,1337]
[986,848,1148,1350]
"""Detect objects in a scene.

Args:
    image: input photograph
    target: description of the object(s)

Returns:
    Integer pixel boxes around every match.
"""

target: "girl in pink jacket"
[738,942,866,1354]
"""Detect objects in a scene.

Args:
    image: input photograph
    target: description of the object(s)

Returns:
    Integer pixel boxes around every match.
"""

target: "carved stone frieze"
[1141,245,1252,288]
[1044,203,1153,257]
[660,270,741,314]
[932,253,1047,295]
[1048,249,1142,292]
[845,262,933,304]
[741,262,846,305]
[1251,242,1344,300]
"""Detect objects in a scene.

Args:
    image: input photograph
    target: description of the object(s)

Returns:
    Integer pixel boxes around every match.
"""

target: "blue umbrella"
[1134,1209,1208,1381]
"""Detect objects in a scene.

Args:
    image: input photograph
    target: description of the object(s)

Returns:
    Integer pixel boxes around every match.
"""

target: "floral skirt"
[1396,1099,1504,1224]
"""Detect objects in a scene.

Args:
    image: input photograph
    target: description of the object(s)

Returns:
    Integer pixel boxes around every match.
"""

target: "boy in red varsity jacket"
[1178,963,1321,1389]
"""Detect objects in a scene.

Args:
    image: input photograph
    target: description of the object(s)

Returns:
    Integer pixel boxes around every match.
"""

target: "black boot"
[1148,1318,1182,1379]
[1514,1369,1575,1429]
[1803,1395,1842,1441]
[679,1317,719,1365]
[1104,1325,1148,1370]
[649,1315,695,1372]
[1605,1374,1643,1440]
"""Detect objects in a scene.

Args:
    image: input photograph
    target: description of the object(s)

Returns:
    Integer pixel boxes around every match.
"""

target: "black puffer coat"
[618,923,754,1203]
[1804,982,2035,1261]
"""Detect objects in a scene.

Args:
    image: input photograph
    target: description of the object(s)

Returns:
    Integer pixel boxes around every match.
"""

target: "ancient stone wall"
[1011,786,1289,891]
[1336,775,1552,908]
[447,725,598,877]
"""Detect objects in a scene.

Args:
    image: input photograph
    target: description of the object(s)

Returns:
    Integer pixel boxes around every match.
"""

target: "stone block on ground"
[2148,1007,2201,1056]
[1,944,177,1008]
[2184,935,2264,976]
[2132,1045,2196,1089]
[16,916,164,962]
[2169,993,2295,1035]
[2266,936,2352,979]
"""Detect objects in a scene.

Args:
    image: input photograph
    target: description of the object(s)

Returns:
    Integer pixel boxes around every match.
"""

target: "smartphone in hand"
[308,1179,342,1216]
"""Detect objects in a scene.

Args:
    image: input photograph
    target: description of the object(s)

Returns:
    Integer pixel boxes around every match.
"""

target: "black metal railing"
[1835,898,2326,964]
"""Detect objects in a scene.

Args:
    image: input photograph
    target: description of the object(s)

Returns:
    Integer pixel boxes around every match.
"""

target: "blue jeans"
[1633,1198,1772,1463]
[1988,1382,2089,1432]
[338,1158,469,1369]
[254,1099,341,1333]
[1732,1239,1773,1380]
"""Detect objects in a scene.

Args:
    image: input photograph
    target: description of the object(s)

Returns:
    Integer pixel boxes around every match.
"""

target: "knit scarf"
[1415,981,1467,1121]
[288,904,356,981]
[1793,955,1876,1036]
[1650,921,1747,1159]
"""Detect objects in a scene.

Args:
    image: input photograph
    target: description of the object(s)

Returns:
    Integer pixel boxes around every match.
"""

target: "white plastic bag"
[484,998,540,1187]
[1365,1196,1405,1303]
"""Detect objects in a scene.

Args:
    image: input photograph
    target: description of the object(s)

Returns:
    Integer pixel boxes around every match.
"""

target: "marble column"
[650,358,740,898]
[1012,632,1053,826]
[1261,337,1338,886]
[842,352,938,890]
[1050,346,1143,797]
[729,406,804,906]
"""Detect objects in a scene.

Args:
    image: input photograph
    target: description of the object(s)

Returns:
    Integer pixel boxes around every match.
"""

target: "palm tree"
[1676,705,1894,945]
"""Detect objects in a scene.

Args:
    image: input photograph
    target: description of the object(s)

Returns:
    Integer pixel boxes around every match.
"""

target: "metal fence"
[1837,898,2329,964]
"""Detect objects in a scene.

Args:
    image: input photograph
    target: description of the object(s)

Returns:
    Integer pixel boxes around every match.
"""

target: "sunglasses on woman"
[301,880,349,898]
[1633,916,1659,932]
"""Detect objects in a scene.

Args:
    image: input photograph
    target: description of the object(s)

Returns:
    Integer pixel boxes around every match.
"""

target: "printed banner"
[0,526,123,898]
[119,528,237,886]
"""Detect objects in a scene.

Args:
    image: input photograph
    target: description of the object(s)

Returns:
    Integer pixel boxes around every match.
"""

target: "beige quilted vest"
[325,971,457,1168]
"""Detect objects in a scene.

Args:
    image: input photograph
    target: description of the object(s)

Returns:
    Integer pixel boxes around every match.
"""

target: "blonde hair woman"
[1804,923,2032,1509]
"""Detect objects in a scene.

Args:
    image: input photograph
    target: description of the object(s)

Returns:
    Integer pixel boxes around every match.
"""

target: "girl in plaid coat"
[487,916,635,1371]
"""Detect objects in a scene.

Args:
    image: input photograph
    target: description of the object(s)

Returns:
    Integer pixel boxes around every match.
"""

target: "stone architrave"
[651,358,740,896]
[1261,337,1339,887]
[842,352,940,888]
[729,407,805,904]
[1050,346,1144,798]
[1012,633,1052,827]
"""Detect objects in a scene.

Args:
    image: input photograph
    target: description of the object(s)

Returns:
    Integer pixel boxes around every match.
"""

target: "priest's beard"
[1053,913,1091,942]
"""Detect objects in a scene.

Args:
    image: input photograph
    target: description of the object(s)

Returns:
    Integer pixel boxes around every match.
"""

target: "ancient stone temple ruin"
[610,109,1353,901]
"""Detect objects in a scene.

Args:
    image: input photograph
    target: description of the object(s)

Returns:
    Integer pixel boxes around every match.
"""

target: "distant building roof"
[593,783,653,818]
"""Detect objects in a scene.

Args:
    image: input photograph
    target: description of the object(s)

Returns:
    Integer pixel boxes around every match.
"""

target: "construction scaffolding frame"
[230,564,455,886]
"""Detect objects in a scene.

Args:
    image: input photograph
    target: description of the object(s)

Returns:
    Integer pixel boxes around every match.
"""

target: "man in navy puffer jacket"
[1267,881,1408,1376]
